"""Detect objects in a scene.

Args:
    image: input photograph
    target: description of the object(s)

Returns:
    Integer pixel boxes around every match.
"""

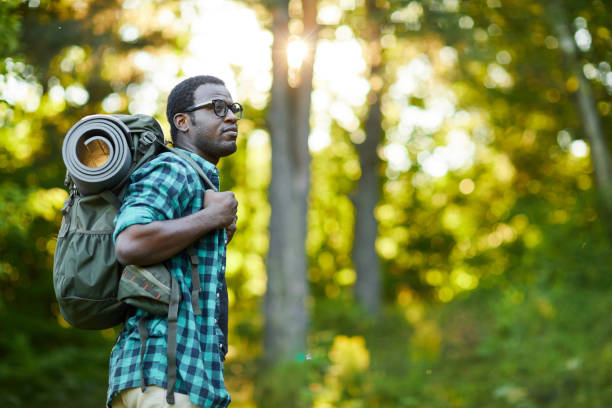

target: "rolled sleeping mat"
[62,114,132,195]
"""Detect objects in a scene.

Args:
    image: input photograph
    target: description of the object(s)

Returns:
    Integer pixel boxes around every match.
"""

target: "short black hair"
[166,75,225,142]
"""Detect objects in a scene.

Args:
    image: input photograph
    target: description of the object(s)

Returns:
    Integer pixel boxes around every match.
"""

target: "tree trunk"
[353,96,382,316]
[264,0,317,364]
[353,0,383,316]
[547,0,612,233]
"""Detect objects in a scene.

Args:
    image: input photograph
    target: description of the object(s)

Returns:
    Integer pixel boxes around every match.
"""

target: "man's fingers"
[225,220,237,244]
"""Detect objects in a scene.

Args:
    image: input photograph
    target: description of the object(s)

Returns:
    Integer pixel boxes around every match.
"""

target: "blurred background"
[1,0,612,406]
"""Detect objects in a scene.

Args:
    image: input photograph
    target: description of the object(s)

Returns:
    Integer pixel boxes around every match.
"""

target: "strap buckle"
[140,131,156,146]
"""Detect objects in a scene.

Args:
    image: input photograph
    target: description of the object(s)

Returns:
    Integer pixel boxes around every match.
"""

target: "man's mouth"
[223,128,238,139]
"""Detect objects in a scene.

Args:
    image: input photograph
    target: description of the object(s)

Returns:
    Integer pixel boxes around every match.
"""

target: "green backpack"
[53,113,216,404]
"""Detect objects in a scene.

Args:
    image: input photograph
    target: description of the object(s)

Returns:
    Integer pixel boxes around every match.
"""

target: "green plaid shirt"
[107,149,230,407]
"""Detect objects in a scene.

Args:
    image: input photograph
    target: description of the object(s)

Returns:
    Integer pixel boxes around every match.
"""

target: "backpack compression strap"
[138,317,148,392]
[166,273,180,404]
[188,246,202,316]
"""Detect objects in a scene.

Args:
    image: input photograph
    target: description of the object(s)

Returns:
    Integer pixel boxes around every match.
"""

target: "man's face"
[187,83,239,164]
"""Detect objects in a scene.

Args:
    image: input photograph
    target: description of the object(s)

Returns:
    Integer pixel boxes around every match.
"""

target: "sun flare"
[287,37,308,70]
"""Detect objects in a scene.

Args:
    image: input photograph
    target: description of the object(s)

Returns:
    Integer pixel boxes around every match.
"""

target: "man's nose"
[225,109,238,122]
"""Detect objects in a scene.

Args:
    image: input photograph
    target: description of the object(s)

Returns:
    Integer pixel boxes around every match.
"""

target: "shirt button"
[214,318,218,323]
[216,292,220,298]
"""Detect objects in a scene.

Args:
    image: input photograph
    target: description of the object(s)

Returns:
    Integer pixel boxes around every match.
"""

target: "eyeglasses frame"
[183,99,243,120]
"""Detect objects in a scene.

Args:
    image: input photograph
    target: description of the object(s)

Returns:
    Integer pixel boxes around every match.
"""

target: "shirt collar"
[173,148,220,187]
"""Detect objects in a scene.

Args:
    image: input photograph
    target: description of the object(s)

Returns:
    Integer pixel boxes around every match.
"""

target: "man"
[107,75,241,408]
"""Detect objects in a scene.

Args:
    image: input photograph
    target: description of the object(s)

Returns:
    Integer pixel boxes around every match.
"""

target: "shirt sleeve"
[113,153,197,242]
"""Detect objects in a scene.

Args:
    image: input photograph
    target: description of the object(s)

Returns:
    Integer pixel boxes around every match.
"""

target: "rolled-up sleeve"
[113,153,196,242]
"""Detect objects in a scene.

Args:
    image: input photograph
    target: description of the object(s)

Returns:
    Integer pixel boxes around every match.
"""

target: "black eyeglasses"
[184,99,243,120]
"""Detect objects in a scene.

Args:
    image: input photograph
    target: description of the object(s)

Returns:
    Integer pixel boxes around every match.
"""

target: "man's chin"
[220,142,238,157]
[200,141,238,161]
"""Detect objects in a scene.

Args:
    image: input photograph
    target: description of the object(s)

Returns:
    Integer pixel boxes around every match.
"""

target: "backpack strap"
[187,246,202,316]
[135,272,180,404]
[166,273,180,404]
[151,142,218,403]
[160,144,218,192]
[162,144,215,317]
[116,143,159,202]
[137,317,148,392]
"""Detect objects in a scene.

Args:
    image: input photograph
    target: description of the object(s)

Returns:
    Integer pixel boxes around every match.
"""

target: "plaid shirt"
[107,148,230,408]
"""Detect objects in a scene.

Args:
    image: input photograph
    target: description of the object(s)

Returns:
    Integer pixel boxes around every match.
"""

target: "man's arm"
[115,191,237,266]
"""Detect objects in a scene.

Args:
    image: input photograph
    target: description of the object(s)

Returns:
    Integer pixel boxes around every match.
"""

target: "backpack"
[53,113,216,404]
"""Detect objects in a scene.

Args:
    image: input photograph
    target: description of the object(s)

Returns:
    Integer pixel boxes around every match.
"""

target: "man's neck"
[172,141,218,165]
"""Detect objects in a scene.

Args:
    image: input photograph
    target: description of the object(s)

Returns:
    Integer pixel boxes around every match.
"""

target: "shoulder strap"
[115,142,159,200]
[159,143,218,192]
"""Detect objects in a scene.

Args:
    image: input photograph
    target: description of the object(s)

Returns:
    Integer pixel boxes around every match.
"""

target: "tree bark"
[353,0,383,316]
[353,96,382,316]
[264,0,317,364]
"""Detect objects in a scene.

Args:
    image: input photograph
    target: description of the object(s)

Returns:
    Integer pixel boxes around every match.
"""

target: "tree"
[351,0,384,316]
[545,0,612,236]
[264,0,318,364]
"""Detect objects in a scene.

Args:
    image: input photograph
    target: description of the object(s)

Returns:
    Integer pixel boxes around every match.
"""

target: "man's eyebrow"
[210,95,233,102]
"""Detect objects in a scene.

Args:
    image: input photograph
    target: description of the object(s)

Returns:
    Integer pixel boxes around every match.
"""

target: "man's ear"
[173,112,190,133]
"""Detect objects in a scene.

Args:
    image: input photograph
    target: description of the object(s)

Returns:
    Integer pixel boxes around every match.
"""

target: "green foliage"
[253,360,314,408]
[0,1,21,59]
[253,280,612,407]
[0,309,114,407]
[431,285,612,407]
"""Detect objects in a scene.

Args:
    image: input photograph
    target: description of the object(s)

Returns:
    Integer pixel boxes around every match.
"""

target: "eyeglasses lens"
[230,103,243,119]
[212,100,228,117]
[210,100,243,119]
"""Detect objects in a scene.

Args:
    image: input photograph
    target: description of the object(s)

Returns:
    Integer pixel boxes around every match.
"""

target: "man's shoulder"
[136,151,198,179]
[146,151,189,168]
[131,149,215,193]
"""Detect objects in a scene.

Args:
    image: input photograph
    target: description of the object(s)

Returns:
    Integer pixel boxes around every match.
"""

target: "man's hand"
[226,215,237,244]
[204,191,238,229]
[115,191,238,266]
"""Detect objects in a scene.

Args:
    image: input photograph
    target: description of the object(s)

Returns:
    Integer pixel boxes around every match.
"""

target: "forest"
[1,0,612,406]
